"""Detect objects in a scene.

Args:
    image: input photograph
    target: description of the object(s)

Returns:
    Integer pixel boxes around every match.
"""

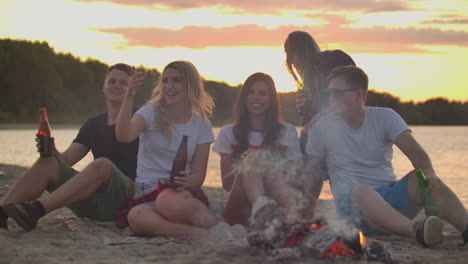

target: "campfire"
[247,217,394,263]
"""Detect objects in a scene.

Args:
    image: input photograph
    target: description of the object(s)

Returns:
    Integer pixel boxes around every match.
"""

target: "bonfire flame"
[359,231,367,248]
[247,217,394,263]
[310,223,320,230]
[322,239,362,260]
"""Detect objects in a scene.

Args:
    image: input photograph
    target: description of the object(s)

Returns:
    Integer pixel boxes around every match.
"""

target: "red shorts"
[115,182,209,228]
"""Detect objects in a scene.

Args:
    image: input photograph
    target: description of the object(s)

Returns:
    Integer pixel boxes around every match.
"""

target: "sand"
[1,163,467,264]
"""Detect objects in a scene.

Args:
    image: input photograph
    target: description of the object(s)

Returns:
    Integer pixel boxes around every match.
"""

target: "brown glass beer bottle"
[38,107,52,158]
[169,135,188,185]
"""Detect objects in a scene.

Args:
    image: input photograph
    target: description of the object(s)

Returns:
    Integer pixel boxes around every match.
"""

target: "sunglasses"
[327,87,359,97]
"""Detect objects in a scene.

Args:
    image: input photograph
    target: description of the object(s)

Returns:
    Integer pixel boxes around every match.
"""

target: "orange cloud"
[95,23,468,53]
[421,19,468,25]
[72,0,413,13]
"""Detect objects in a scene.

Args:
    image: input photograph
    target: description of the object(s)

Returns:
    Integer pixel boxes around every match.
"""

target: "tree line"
[1,38,467,126]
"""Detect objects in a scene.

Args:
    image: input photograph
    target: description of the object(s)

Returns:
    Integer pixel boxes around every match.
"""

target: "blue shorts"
[337,174,423,235]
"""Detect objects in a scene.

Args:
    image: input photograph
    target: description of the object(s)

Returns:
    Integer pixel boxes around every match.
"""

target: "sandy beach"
[1,163,467,264]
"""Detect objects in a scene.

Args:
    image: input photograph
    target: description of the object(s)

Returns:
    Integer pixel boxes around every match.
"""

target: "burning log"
[247,217,394,263]
[269,247,302,261]
[301,221,362,261]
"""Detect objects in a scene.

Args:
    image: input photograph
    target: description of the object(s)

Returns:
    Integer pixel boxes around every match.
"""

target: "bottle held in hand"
[169,135,188,186]
[416,168,439,216]
[297,76,314,125]
[297,89,314,125]
[38,107,52,158]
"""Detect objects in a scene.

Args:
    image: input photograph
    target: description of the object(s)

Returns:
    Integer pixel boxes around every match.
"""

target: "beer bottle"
[169,135,188,185]
[297,74,314,125]
[416,168,438,216]
[38,107,52,158]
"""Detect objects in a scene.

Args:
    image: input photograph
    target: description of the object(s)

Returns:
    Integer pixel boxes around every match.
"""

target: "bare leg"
[0,157,60,206]
[265,169,295,208]
[128,204,209,238]
[39,158,112,213]
[241,166,265,205]
[351,184,413,237]
[407,170,468,232]
[155,189,218,229]
[224,172,251,226]
[264,168,300,221]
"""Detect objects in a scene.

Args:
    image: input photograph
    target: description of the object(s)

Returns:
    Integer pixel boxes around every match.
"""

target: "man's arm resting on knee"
[395,131,440,189]
[302,154,324,219]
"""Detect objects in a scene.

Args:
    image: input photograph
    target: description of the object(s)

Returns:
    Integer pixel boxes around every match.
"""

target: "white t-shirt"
[306,107,410,200]
[135,104,215,183]
[212,123,301,161]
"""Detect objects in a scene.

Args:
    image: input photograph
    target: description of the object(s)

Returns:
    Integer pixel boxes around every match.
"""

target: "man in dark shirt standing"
[0,63,143,231]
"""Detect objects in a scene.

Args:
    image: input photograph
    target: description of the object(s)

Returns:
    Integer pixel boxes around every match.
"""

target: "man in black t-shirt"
[74,112,138,180]
[0,63,143,231]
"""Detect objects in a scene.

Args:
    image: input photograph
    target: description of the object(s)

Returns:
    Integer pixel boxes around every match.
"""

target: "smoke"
[233,148,360,240]
[322,208,360,240]
[232,148,307,219]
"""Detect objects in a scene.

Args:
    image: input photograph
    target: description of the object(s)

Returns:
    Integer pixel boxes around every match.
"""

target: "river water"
[0,125,467,207]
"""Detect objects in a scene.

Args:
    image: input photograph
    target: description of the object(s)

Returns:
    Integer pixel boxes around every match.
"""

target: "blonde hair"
[146,60,214,139]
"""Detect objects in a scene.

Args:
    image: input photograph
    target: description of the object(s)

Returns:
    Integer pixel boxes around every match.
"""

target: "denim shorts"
[337,174,423,235]
[133,178,169,200]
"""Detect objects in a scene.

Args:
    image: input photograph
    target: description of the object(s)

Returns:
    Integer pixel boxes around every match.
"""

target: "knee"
[36,156,59,171]
[127,205,145,228]
[155,190,184,213]
[264,169,282,184]
[89,158,113,179]
[92,157,112,169]
[351,184,373,203]
[242,168,264,182]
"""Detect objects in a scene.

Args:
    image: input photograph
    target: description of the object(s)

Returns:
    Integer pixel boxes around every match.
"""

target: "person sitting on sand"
[302,65,468,247]
[115,60,223,238]
[1,63,140,231]
[212,72,302,228]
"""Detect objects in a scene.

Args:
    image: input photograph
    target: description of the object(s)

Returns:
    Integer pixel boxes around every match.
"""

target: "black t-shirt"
[73,112,139,180]
[303,49,356,123]
[300,50,356,153]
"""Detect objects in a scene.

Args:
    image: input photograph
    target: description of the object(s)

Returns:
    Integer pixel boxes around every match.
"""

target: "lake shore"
[0,123,82,130]
[1,163,467,263]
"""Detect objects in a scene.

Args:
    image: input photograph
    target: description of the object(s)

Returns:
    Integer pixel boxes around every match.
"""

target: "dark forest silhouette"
[1,38,467,126]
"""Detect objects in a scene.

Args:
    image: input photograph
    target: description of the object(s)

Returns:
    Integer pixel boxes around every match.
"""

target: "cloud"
[98,24,297,49]
[328,25,468,47]
[421,19,468,25]
[420,14,468,25]
[95,23,468,53]
[71,0,414,13]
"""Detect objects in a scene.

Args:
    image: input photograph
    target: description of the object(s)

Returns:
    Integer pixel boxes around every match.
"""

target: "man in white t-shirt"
[303,65,468,247]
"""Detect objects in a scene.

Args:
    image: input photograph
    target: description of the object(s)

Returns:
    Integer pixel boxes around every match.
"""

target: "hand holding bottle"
[416,169,439,216]
[172,171,190,191]
[35,134,58,156]
[426,173,442,194]
[37,108,54,157]
[296,90,306,124]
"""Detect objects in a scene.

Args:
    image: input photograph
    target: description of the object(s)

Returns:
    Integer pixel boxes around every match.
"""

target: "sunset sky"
[1,0,467,101]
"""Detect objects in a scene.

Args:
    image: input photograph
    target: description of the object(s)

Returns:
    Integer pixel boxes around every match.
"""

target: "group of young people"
[1,31,467,247]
